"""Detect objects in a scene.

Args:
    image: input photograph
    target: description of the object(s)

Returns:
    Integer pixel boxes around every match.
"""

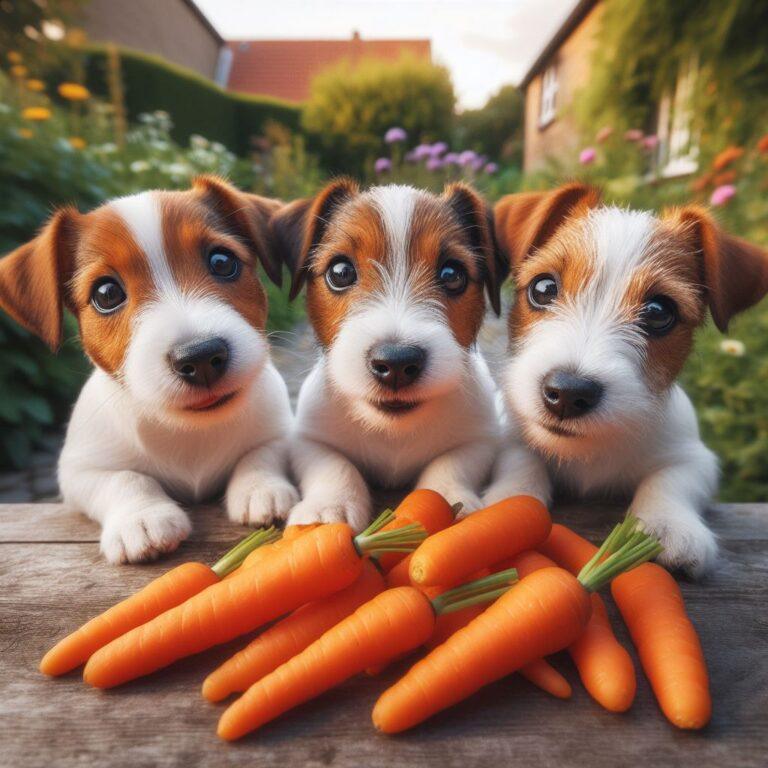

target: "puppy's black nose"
[368,343,426,390]
[169,337,229,388]
[541,370,603,420]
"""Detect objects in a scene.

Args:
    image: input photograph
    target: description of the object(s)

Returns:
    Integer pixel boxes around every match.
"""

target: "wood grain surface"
[1,502,766,768]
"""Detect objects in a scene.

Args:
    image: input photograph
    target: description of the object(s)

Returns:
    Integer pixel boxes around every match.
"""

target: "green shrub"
[45,44,302,156]
[303,55,456,175]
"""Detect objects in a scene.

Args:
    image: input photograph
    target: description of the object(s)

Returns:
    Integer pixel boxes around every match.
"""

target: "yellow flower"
[22,106,52,122]
[57,82,90,101]
[7,51,22,64]
[26,78,46,92]
[10,64,28,78]
[68,136,86,150]
[17,127,34,139]
[719,339,746,357]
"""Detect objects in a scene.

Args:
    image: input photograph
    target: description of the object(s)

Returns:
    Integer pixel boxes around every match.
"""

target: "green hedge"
[70,45,302,155]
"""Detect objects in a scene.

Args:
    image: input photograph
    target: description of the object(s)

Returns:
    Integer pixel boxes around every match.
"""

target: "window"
[539,64,558,128]
[654,57,699,178]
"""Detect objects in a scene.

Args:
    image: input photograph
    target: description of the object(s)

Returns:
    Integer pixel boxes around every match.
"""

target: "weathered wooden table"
[1,502,766,768]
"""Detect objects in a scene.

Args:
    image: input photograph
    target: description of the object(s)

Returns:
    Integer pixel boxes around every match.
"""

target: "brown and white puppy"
[0,176,298,563]
[272,179,519,529]
[485,183,768,575]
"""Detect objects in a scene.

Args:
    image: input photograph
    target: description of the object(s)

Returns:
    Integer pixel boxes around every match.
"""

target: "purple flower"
[384,126,407,144]
[374,157,392,174]
[579,147,597,165]
[484,162,499,174]
[430,141,448,157]
[710,184,736,206]
[426,157,444,171]
[443,152,460,165]
[413,143,433,160]
[471,156,486,172]
[458,150,478,167]
[405,149,418,163]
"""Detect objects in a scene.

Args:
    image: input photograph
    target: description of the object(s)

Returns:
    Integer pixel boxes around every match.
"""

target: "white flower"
[210,141,226,153]
[719,339,746,357]
[163,162,190,177]
[0,103,11,114]
[149,139,170,151]
[95,142,117,154]
[190,134,209,149]
[55,138,74,153]
[130,160,150,173]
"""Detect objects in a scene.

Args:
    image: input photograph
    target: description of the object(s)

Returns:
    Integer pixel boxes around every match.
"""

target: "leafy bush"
[45,44,302,156]
[456,85,524,166]
[303,55,456,175]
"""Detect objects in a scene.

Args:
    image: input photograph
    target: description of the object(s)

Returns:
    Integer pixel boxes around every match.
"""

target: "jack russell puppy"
[485,183,768,575]
[271,179,514,529]
[0,176,298,563]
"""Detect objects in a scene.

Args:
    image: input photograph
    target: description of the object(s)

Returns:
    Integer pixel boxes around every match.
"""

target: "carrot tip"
[202,678,226,703]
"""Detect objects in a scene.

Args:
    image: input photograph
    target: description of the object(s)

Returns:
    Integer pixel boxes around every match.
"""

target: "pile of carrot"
[39,490,712,742]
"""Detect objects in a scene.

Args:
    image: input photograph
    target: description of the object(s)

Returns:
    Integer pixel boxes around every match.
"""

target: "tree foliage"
[303,55,456,175]
[456,85,524,166]
[580,0,768,150]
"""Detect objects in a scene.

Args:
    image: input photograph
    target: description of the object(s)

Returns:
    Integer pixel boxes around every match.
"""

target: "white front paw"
[635,510,718,577]
[425,485,483,519]
[288,494,371,532]
[100,505,191,564]
[227,476,300,527]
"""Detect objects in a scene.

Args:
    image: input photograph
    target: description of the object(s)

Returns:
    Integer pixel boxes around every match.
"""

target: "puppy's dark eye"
[91,278,126,314]
[325,257,357,291]
[438,260,468,295]
[208,248,240,280]
[640,295,677,336]
[528,274,558,308]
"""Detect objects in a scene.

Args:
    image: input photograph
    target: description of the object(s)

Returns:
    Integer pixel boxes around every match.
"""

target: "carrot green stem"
[354,511,427,557]
[211,527,281,578]
[431,567,518,615]
[577,516,662,593]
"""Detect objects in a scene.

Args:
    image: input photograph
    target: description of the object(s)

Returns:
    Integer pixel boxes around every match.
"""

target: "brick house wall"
[522,1,603,172]
[82,0,223,80]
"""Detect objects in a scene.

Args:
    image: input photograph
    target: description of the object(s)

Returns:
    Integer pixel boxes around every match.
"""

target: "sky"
[194,0,577,109]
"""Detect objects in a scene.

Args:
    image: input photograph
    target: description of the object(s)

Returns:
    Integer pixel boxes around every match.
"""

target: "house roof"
[519,0,598,89]
[225,32,432,102]
[182,0,224,45]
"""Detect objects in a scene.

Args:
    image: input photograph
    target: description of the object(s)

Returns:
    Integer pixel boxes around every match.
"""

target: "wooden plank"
[1,504,767,768]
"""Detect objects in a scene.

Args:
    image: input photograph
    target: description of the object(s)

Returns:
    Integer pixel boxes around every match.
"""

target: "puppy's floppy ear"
[193,175,283,287]
[494,183,601,271]
[443,182,505,315]
[270,177,359,301]
[667,205,768,332]
[0,207,79,351]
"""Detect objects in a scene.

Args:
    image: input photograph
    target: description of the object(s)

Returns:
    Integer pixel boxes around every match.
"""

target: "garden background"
[1,0,766,501]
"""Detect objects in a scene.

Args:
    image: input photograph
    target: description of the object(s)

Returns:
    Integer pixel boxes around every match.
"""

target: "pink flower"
[484,162,499,174]
[413,143,433,160]
[624,129,644,142]
[710,184,736,206]
[374,157,392,173]
[384,127,407,144]
[426,157,444,171]
[443,152,460,165]
[579,147,597,165]
[642,134,659,150]
[458,150,478,167]
[596,126,613,143]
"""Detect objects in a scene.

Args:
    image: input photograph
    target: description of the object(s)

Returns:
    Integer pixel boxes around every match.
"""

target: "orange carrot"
[519,658,572,700]
[225,523,318,579]
[202,560,384,702]
[373,518,661,733]
[507,550,635,712]
[612,563,711,729]
[541,524,711,728]
[39,528,278,677]
[217,570,518,740]
[409,495,551,587]
[375,490,455,572]
[83,511,426,689]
